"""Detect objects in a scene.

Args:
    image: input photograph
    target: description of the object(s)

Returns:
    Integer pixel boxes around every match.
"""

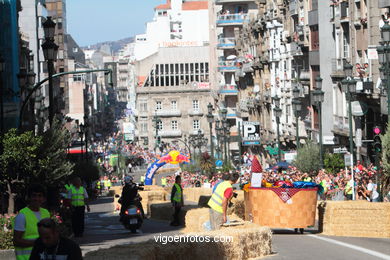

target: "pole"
[85,129,88,162]
[48,60,54,127]
[295,111,299,150]
[276,117,281,162]
[319,102,323,169]
[209,122,214,159]
[224,132,228,163]
[0,75,3,134]
[238,121,242,169]
[348,92,355,200]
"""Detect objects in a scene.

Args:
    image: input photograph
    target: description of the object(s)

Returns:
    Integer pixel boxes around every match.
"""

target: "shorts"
[209,208,223,230]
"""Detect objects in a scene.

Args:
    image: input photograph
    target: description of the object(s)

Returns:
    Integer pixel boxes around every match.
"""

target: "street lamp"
[152,111,161,153]
[207,103,215,159]
[292,83,302,150]
[189,129,208,158]
[377,21,390,118]
[313,76,325,169]
[342,62,357,200]
[0,55,5,134]
[220,107,229,163]
[84,115,89,162]
[42,16,59,128]
[215,119,223,159]
[273,95,282,162]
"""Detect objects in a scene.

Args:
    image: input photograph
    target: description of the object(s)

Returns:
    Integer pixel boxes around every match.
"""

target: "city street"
[80,197,390,259]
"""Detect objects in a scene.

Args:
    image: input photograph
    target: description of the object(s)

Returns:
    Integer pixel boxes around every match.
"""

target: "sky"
[66,0,164,47]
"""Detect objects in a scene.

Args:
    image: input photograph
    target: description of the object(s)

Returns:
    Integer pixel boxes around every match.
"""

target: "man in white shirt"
[366,178,379,202]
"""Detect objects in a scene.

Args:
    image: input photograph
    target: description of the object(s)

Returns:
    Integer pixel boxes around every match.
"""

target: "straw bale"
[150,202,199,223]
[183,188,212,203]
[85,226,272,260]
[228,199,245,220]
[318,201,390,238]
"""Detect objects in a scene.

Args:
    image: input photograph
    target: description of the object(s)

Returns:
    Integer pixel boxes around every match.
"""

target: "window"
[73,74,84,81]
[141,123,148,132]
[193,120,200,130]
[171,100,177,110]
[140,102,147,112]
[171,120,178,130]
[192,100,199,111]
[156,101,162,110]
[157,121,163,130]
[73,47,78,53]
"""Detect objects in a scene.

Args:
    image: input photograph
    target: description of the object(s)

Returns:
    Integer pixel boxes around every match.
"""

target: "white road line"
[307,234,390,260]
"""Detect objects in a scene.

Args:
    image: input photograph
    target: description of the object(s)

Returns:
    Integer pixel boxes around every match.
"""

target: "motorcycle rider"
[119,176,145,221]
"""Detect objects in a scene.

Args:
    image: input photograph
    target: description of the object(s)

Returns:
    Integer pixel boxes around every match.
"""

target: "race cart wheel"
[299,228,304,234]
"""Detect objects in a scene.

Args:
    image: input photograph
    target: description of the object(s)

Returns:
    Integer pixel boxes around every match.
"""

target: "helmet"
[124,176,133,184]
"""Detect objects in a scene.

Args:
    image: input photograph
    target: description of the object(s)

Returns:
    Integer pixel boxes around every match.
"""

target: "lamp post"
[189,129,208,158]
[0,55,5,134]
[221,108,228,163]
[152,111,161,153]
[313,76,325,169]
[84,115,89,162]
[215,119,223,159]
[207,103,215,159]
[42,17,58,128]
[273,95,282,162]
[292,83,302,150]
[377,20,390,119]
[342,62,357,200]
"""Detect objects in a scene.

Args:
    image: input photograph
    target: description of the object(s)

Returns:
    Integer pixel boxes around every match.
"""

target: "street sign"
[242,121,261,146]
[344,154,353,167]
[334,147,348,154]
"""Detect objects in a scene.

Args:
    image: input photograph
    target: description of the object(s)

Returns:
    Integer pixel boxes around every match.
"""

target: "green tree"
[381,125,390,196]
[0,129,42,214]
[324,153,344,174]
[293,141,321,173]
[35,119,74,184]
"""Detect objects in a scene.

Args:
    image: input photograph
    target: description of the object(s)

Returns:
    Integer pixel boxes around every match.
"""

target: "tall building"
[134,0,212,151]
[45,0,68,114]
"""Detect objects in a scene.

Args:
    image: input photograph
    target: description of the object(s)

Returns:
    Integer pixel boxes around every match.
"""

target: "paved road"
[78,197,390,259]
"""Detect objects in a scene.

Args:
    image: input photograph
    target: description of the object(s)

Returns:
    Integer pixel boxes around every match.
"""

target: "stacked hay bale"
[183,187,212,203]
[139,189,168,215]
[150,202,200,223]
[318,201,390,238]
[85,226,272,260]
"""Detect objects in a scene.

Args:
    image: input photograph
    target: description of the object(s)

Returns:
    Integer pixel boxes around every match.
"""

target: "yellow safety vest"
[96,181,101,189]
[172,183,182,202]
[14,207,50,260]
[65,184,72,192]
[161,178,167,186]
[208,181,232,213]
[140,176,145,182]
[304,177,312,182]
[70,186,85,206]
[107,180,112,188]
[345,180,354,195]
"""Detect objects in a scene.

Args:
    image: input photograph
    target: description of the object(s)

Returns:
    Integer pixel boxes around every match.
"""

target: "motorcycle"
[117,183,145,233]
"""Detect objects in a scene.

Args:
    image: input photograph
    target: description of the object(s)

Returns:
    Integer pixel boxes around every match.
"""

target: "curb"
[0,249,15,260]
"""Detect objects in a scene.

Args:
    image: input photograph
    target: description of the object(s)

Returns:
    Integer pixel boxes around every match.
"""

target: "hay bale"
[183,188,212,203]
[198,195,211,207]
[229,199,245,220]
[318,201,390,238]
[85,226,272,260]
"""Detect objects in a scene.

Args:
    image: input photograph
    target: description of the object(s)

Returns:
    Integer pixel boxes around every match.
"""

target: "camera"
[232,192,238,198]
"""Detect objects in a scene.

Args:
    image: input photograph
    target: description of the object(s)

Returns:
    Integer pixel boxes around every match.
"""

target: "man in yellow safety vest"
[170,175,183,226]
[13,184,50,260]
[161,177,167,187]
[68,177,90,237]
[208,173,239,230]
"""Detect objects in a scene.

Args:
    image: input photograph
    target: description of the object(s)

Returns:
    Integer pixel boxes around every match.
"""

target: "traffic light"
[157,136,161,145]
[372,126,382,156]
[373,135,382,153]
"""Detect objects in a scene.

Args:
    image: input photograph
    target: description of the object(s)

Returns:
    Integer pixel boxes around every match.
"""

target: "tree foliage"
[293,141,321,173]
[381,125,390,194]
[324,153,344,174]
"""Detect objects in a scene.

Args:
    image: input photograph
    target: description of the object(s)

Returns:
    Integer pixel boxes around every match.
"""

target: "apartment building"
[134,0,212,151]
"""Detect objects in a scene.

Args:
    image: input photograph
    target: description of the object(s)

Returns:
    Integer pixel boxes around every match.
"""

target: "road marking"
[307,234,390,260]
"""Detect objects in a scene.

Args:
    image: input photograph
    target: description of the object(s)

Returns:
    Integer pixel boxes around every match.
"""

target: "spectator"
[30,218,82,260]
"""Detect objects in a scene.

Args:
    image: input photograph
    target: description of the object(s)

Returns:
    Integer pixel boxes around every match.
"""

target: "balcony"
[216,14,249,27]
[216,0,254,3]
[290,42,303,56]
[226,107,237,118]
[379,0,390,8]
[308,10,318,26]
[217,37,236,49]
[218,60,238,72]
[158,130,182,137]
[289,0,298,15]
[188,109,203,116]
[309,50,319,66]
[155,109,182,117]
[331,58,346,79]
[219,84,238,95]
[333,115,349,135]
